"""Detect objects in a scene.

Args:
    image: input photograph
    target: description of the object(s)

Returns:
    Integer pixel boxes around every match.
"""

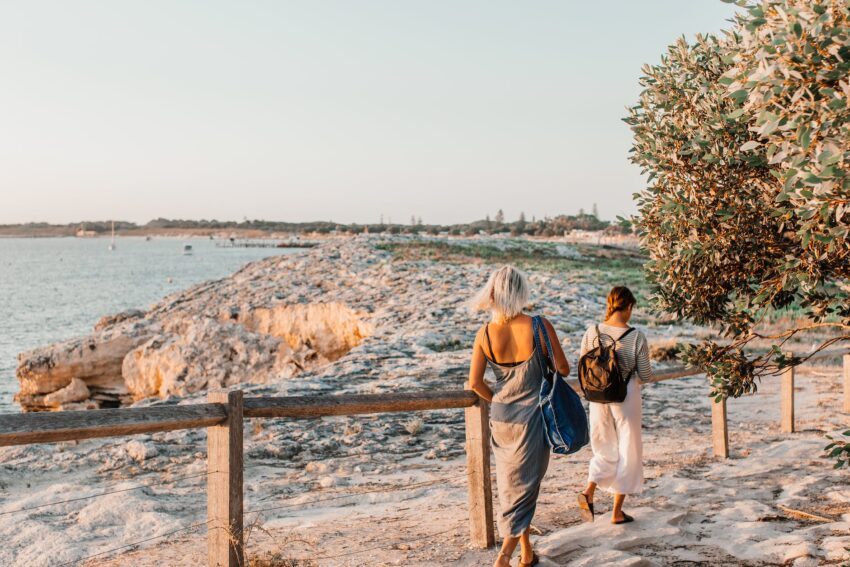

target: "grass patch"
[376,239,649,297]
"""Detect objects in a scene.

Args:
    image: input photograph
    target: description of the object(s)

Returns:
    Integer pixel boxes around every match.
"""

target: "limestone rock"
[122,318,289,400]
[15,321,155,411]
[93,309,145,331]
[125,440,159,463]
[236,303,373,362]
[43,378,90,407]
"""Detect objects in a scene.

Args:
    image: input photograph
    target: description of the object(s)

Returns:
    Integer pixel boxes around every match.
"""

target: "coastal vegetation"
[0,212,620,238]
[628,0,849,462]
[376,239,648,295]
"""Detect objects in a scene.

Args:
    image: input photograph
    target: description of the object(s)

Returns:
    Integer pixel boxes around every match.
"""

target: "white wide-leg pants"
[587,378,643,495]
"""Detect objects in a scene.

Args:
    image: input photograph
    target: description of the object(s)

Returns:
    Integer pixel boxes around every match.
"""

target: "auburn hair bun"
[605,286,636,320]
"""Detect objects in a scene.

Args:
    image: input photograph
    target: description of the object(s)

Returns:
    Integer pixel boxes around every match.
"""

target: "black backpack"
[577,326,636,404]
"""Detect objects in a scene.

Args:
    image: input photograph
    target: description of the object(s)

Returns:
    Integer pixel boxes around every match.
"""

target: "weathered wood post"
[464,397,495,548]
[208,390,244,567]
[843,354,850,414]
[711,398,729,459]
[780,355,795,433]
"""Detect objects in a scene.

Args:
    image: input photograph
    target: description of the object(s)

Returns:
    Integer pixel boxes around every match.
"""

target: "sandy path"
[71,362,850,567]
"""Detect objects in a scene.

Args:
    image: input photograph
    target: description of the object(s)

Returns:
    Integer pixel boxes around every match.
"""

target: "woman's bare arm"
[542,318,571,376]
[468,328,493,402]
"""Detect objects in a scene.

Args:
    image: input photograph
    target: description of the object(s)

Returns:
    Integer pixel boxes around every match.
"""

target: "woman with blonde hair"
[467,266,570,567]
[577,286,652,524]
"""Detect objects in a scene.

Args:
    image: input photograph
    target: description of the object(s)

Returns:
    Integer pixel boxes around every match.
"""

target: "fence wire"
[1,470,213,518]
[54,519,211,567]
[39,469,467,566]
[246,472,469,517]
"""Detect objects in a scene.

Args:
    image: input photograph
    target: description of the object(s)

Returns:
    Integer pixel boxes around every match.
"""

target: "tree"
[515,212,527,235]
[495,209,505,224]
[627,0,849,465]
[578,208,585,217]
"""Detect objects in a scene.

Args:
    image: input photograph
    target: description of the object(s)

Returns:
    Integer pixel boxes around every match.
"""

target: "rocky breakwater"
[15,244,374,411]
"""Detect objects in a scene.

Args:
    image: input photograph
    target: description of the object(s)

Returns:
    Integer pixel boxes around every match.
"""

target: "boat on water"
[183,244,193,255]
[107,221,116,251]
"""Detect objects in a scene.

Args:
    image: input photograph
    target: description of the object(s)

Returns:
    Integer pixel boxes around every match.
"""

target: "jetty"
[215,238,318,249]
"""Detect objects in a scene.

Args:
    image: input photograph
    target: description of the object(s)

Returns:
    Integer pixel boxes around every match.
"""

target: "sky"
[0,1,740,225]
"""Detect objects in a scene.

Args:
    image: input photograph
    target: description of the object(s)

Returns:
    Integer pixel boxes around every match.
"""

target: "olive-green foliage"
[825,430,850,468]
[627,1,849,408]
[376,239,648,299]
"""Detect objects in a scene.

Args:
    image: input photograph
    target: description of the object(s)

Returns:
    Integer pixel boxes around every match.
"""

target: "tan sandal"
[519,551,539,567]
[577,493,595,523]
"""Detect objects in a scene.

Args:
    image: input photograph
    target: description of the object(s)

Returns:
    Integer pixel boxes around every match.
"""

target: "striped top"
[580,323,653,383]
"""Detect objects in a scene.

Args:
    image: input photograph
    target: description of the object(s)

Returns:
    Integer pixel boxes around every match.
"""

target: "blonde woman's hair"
[605,286,636,320]
[472,265,529,321]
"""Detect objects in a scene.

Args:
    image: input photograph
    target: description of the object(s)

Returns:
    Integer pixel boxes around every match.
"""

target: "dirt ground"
[85,362,850,567]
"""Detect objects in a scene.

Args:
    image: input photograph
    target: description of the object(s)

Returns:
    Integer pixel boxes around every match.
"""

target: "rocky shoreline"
[14,236,685,412]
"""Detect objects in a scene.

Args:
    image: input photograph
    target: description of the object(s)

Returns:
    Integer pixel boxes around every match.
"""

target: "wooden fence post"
[208,390,244,567]
[780,357,795,433]
[843,354,850,414]
[711,398,729,459]
[464,397,494,548]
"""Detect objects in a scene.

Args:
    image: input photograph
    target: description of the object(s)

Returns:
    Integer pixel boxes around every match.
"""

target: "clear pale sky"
[0,1,739,225]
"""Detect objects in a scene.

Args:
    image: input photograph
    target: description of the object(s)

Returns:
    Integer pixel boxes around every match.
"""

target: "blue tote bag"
[532,315,590,455]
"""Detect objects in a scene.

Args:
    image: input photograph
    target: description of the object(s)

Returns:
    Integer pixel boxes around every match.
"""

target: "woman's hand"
[468,328,494,402]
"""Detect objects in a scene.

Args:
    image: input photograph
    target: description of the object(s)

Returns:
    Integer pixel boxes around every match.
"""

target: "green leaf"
[730,90,749,104]
[799,127,812,150]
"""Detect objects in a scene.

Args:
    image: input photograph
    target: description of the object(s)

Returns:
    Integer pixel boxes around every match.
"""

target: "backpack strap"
[483,324,497,363]
[616,327,638,379]
[534,316,557,373]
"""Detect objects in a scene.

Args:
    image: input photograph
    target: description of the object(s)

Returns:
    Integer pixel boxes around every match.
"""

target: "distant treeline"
[2,213,632,237]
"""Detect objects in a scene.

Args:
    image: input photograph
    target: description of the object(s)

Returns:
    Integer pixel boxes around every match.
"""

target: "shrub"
[627,0,849,405]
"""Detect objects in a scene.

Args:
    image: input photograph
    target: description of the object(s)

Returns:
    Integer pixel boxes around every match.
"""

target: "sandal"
[577,493,594,523]
[612,512,634,525]
[519,551,539,567]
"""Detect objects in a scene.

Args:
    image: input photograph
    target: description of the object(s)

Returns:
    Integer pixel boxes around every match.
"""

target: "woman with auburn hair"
[467,266,570,567]
[577,286,652,524]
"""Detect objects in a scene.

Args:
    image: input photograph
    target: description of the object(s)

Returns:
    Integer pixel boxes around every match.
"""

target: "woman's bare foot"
[493,552,512,567]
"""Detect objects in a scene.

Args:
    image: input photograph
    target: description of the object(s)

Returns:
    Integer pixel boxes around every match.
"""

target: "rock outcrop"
[15,236,666,412]
[235,303,373,363]
[122,317,289,401]
[15,320,156,410]
[15,247,375,411]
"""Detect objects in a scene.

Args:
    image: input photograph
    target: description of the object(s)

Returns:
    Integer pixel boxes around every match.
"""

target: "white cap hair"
[472,265,529,321]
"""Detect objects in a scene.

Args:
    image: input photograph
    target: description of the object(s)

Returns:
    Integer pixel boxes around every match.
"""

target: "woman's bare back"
[482,314,537,365]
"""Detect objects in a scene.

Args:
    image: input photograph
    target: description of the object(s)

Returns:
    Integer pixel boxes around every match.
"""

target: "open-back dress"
[483,324,550,538]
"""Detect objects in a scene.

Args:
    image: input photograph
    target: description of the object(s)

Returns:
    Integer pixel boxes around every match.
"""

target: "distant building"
[75,224,97,237]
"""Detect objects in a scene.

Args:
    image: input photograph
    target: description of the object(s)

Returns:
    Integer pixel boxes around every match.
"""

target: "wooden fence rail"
[0,348,847,566]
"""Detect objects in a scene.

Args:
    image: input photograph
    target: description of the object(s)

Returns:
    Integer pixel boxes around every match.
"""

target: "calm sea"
[0,237,298,414]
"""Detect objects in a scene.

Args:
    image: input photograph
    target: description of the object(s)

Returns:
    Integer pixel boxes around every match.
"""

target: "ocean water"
[0,237,298,414]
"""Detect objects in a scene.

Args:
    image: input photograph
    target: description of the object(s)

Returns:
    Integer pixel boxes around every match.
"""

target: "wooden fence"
[0,349,847,566]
